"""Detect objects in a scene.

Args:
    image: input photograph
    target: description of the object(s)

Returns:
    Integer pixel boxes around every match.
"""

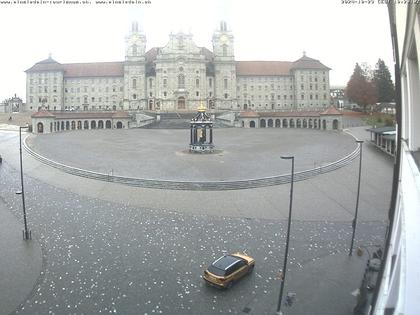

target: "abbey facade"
[25,22,331,113]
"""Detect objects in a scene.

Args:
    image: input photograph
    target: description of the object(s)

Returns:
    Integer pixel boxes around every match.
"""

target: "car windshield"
[207,265,226,276]
[208,255,242,276]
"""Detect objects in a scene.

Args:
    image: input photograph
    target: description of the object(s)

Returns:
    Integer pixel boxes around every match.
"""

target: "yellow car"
[203,252,255,289]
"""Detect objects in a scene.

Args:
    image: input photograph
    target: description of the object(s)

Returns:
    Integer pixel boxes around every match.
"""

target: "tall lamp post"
[18,125,31,240]
[276,155,295,315]
[349,140,364,256]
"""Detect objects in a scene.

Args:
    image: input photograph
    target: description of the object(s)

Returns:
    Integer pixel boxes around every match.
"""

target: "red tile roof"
[31,111,131,119]
[291,55,331,70]
[239,111,259,118]
[26,58,124,77]
[62,62,124,78]
[320,107,342,115]
[236,61,293,76]
[31,110,56,118]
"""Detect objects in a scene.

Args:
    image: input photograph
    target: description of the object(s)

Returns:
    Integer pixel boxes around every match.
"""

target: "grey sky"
[0,0,393,102]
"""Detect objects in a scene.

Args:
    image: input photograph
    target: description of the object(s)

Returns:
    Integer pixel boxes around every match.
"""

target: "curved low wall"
[24,138,359,191]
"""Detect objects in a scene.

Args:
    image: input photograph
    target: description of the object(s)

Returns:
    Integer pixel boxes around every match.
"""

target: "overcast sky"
[0,0,393,102]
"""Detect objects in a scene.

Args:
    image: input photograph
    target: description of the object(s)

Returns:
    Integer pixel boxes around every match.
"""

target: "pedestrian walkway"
[0,196,42,315]
[283,253,368,315]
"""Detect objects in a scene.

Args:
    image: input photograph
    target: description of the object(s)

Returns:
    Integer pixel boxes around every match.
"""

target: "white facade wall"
[26,71,64,111]
[293,69,330,109]
[237,76,295,111]
[373,5,420,315]
[63,77,124,111]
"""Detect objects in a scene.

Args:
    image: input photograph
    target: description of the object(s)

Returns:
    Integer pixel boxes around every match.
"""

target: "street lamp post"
[18,125,31,240]
[276,155,295,315]
[349,140,364,256]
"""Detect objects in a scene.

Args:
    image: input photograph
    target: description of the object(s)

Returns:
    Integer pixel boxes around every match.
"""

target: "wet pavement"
[0,126,392,314]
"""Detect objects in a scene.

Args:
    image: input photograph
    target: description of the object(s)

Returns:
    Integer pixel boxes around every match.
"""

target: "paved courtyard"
[0,126,393,314]
[26,128,357,180]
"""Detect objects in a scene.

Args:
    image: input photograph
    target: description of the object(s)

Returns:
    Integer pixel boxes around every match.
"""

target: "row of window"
[63,86,123,93]
[30,86,58,93]
[239,94,294,100]
[64,78,122,84]
[29,96,58,104]
[300,76,327,83]
[29,77,59,85]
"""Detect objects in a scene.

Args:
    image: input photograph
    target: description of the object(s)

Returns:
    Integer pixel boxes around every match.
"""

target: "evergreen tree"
[373,59,395,103]
[346,63,377,112]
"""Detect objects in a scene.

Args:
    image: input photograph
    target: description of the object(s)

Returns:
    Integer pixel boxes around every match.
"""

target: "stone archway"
[91,120,96,129]
[116,121,123,129]
[37,122,44,133]
[333,119,339,130]
[283,119,288,128]
[260,119,266,128]
[250,120,256,128]
[98,120,104,129]
[322,120,327,130]
[106,120,112,129]
[275,119,281,128]
[289,119,295,128]
[267,119,273,127]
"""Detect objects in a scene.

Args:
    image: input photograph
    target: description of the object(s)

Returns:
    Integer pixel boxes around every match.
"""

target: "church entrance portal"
[178,97,185,110]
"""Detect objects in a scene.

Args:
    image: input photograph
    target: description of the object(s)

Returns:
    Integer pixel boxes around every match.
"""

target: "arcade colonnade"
[238,108,343,131]
[31,110,131,134]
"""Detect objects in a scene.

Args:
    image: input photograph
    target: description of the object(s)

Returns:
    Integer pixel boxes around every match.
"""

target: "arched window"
[132,44,137,56]
[84,121,89,129]
[132,78,136,89]
[196,78,200,88]
[250,121,255,128]
[283,119,288,128]
[268,119,273,127]
[224,78,228,89]
[260,119,266,128]
[178,74,185,89]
